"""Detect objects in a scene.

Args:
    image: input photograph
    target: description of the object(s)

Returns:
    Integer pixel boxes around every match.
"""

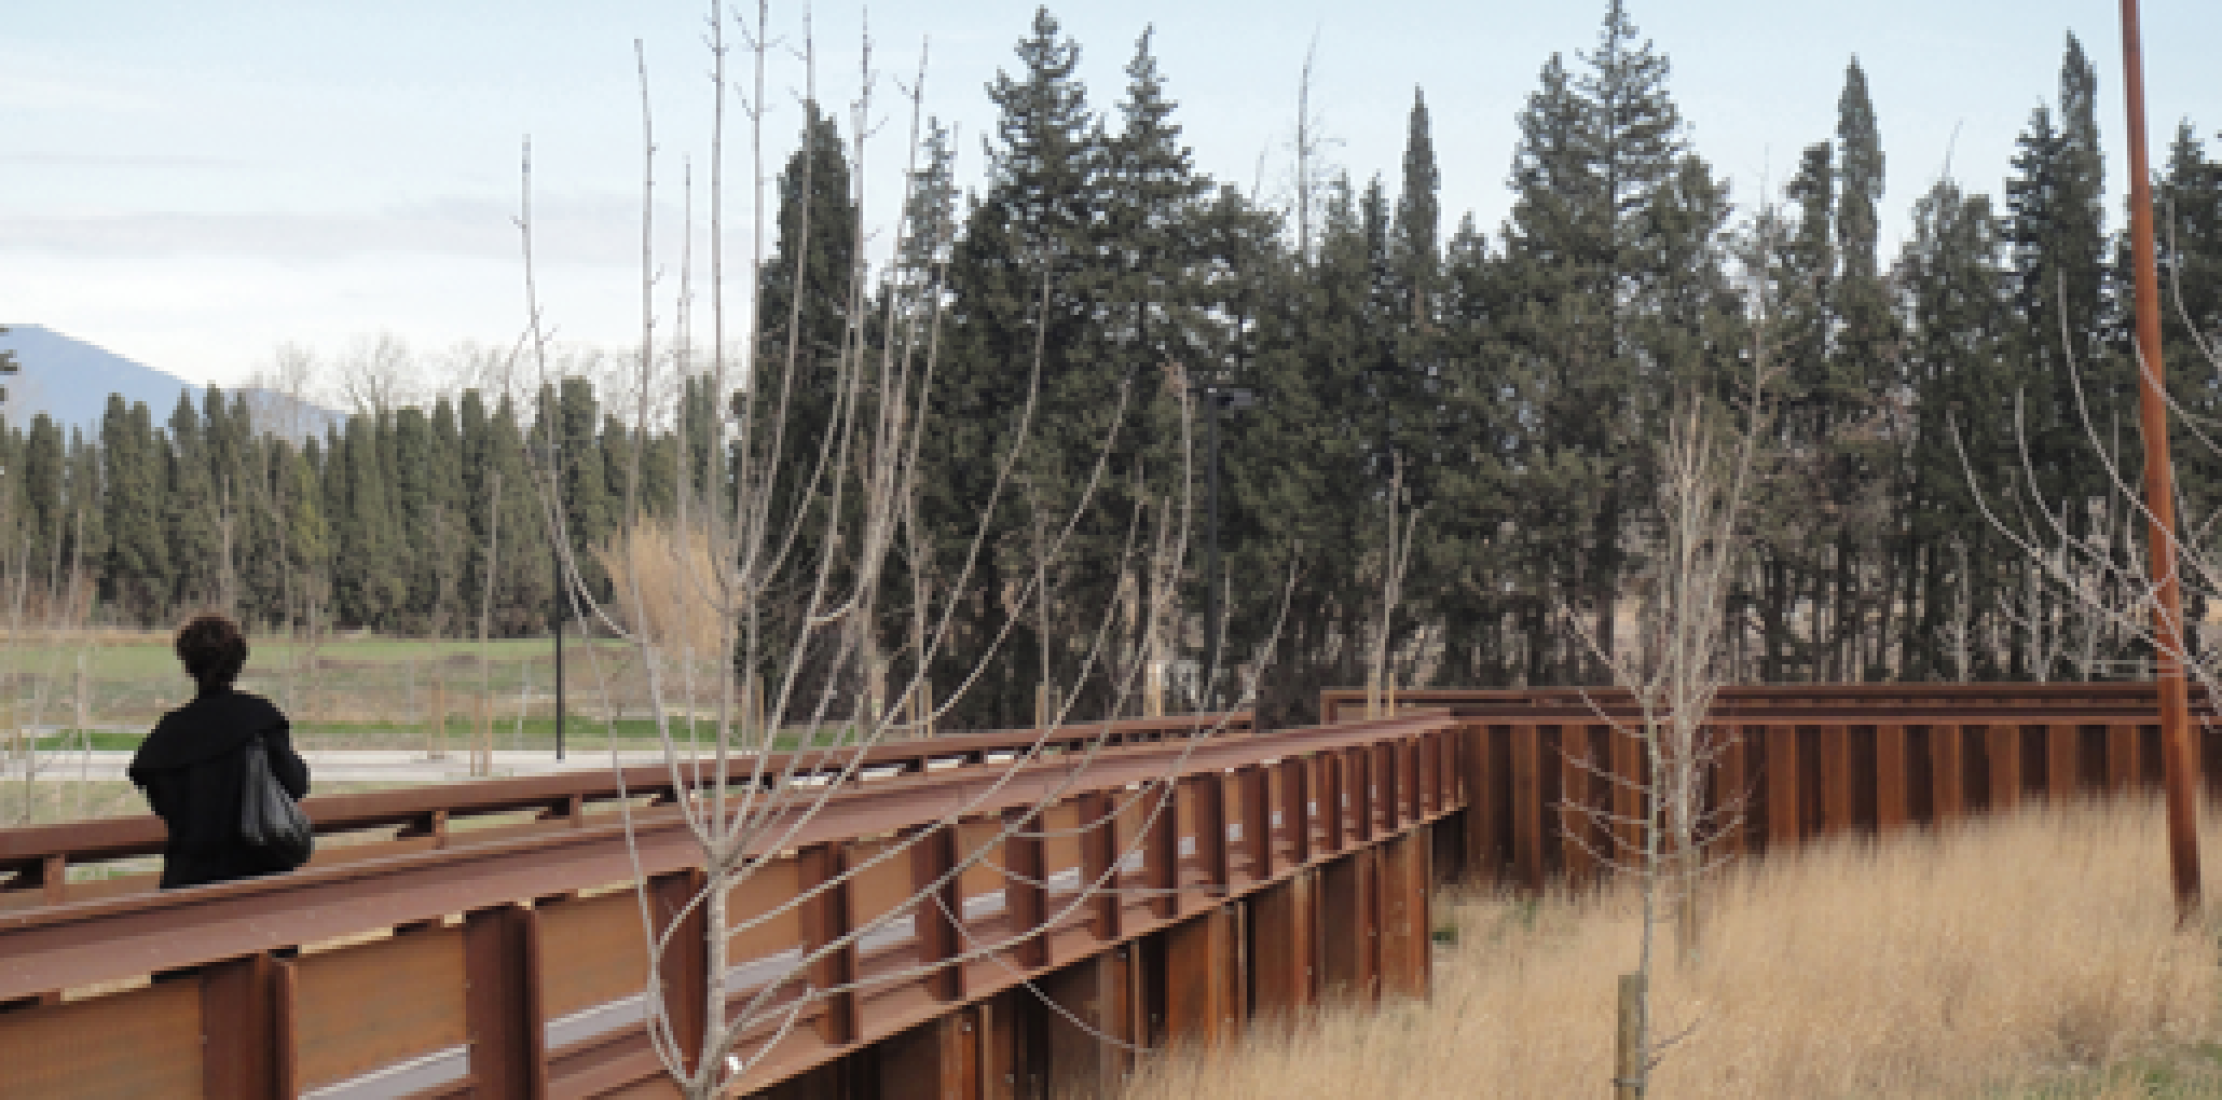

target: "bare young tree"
[502,8,1274,1096]
[1563,321,1773,1096]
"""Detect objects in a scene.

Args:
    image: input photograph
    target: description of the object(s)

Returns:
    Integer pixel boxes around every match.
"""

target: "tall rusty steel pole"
[2119,0,2201,920]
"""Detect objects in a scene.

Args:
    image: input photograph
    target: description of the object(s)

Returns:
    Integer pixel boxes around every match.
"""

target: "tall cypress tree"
[103,397,168,621]
[2006,33,2113,519]
[165,393,220,611]
[933,5,1109,726]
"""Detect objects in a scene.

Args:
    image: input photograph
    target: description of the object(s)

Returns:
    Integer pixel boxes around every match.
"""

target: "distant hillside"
[0,325,340,437]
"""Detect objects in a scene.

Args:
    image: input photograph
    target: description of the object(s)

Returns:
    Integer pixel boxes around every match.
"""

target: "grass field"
[1,629,722,733]
[1121,797,2222,1100]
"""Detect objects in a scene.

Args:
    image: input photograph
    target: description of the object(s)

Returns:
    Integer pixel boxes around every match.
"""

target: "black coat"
[128,687,311,890]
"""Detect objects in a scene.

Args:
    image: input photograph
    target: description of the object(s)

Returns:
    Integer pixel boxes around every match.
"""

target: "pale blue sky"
[3,1,2217,390]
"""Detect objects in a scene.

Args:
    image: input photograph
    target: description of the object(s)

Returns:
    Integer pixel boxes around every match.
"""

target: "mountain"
[0,325,340,437]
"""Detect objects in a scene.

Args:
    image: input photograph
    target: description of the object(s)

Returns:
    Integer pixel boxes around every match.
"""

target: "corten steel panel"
[1188,775,1228,911]
[1319,753,1347,856]
[463,904,547,1098]
[293,923,468,1090]
[1511,726,1544,891]
[1715,726,1750,856]
[1963,724,1993,814]
[878,1009,979,1100]
[200,952,280,1100]
[537,888,654,1021]
[1610,722,1643,862]
[1319,849,1377,1003]
[729,855,803,964]
[848,836,923,948]
[1766,726,1801,849]
[1277,759,1309,870]
[955,820,1008,902]
[1041,800,1084,897]
[1556,725,1600,888]
[1933,726,1967,822]
[1346,748,1373,847]
[1377,830,1429,1001]
[1072,793,1119,944]
[1162,905,1239,1047]
[1467,726,1508,883]
[1041,953,1124,1098]
[1822,725,1856,836]
[1379,742,1401,832]
[2047,725,2083,803]
[2109,723,2142,793]
[1988,725,2024,812]
[1906,727,1937,826]
[1242,766,1273,883]
[0,979,203,1098]
[1144,781,1181,922]
[1876,725,1911,831]
[1247,871,1317,1020]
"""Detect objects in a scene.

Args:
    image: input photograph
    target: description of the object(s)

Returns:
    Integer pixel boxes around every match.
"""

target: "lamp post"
[537,438,568,763]
[1195,379,1255,711]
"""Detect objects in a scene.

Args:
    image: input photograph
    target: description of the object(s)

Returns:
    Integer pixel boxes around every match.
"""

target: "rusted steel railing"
[0,712,1250,913]
[1321,681,2216,724]
[1459,711,2204,893]
[0,710,1436,1098]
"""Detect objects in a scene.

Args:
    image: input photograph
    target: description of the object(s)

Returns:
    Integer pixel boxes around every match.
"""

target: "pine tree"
[1896,177,2013,678]
[1497,0,1703,679]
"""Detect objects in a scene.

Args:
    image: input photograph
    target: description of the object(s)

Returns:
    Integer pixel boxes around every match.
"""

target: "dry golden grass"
[1123,798,2222,1099]
[594,518,733,665]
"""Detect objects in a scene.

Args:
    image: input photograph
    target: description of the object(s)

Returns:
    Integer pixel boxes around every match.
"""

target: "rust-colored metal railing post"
[2120,0,2203,921]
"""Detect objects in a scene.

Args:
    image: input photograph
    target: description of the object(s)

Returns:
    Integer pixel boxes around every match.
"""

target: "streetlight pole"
[1204,385,1222,711]
[539,438,568,763]
[2118,0,2200,920]
[1194,380,1255,713]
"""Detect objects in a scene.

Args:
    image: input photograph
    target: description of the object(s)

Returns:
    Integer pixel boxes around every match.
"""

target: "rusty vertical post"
[1766,725,1801,851]
[912,823,966,1003]
[652,868,709,1077]
[1876,724,1910,832]
[1511,725,1543,891]
[1987,724,2023,812]
[1076,792,1122,943]
[1004,807,1049,971]
[200,953,281,1099]
[462,904,546,1097]
[799,843,858,1046]
[2120,0,2203,920]
[2047,725,2082,803]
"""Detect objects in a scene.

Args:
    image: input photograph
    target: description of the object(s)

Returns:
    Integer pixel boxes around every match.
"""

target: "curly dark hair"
[175,613,249,692]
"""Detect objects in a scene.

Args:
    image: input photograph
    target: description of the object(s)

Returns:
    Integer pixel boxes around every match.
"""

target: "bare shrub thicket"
[504,6,1263,1096]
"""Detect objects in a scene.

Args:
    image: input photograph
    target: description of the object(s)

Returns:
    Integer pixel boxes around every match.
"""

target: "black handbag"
[240,733,315,870]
